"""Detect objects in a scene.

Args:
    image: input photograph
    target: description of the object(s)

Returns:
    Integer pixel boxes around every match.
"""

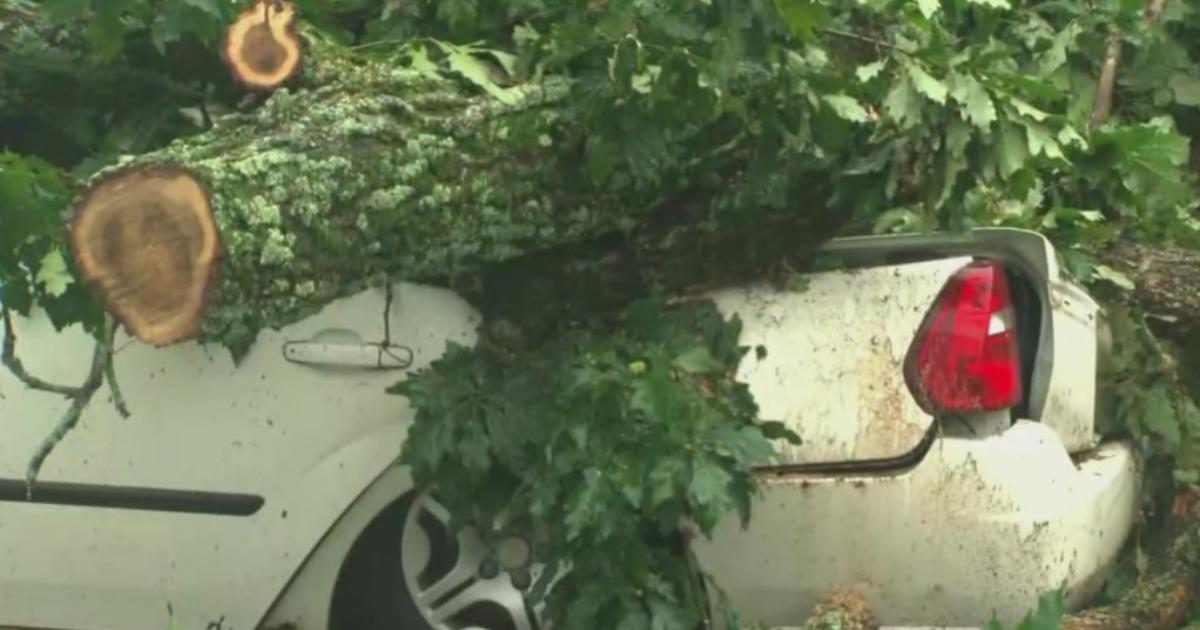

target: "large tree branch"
[64,41,843,357]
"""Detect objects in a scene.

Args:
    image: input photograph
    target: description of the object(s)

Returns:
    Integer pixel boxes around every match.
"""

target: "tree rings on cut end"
[68,167,223,347]
[221,0,303,91]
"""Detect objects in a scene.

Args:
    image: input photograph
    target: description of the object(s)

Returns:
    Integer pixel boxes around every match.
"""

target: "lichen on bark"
[96,54,629,354]
[80,36,832,357]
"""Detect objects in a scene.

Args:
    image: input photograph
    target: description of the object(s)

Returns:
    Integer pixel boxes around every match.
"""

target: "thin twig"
[818,27,902,52]
[105,349,129,418]
[351,38,408,51]
[2,305,80,397]
[25,317,116,494]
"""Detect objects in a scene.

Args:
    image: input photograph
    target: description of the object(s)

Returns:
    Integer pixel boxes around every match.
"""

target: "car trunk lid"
[708,256,974,466]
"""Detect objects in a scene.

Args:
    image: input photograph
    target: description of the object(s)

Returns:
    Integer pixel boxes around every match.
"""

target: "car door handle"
[283,340,413,370]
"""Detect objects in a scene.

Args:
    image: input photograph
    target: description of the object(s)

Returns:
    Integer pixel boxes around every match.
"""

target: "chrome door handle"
[283,340,413,369]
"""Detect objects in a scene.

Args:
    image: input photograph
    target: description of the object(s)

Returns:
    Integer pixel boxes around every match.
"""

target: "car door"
[0,281,480,630]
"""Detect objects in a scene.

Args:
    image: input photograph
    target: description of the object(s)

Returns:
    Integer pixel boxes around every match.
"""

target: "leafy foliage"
[395,298,799,628]
[0,151,102,333]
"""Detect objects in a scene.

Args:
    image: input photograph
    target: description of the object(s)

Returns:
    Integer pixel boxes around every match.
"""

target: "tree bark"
[71,40,840,357]
[1096,241,1200,340]
[1060,487,1200,630]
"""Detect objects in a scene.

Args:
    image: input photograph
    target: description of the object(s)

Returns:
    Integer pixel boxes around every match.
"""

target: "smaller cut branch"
[68,166,223,347]
[221,0,303,91]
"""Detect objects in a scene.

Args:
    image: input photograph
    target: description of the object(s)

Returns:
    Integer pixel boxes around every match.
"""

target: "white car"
[0,228,1137,630]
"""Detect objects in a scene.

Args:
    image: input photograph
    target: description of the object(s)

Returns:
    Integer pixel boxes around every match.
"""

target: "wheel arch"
[259,463,416,630]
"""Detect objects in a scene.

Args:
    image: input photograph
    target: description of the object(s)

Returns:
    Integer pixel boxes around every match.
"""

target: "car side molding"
[0,479,264,516]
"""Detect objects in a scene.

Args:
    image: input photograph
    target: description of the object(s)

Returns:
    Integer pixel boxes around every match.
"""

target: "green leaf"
[687,456,734,533]
[673,346,725,374]
[906,62,948,105]
[1171,72,1200,107]
[995,119,1030,179]
[180,0,221,17]
[939,118,974,207]
[405,43,440,77]
[1024,123,1064,160]
[40,0,91,21]
[1013,589,1066,630]
[1096,123,1191,202]
[35,249,73,298]
[884,76,923,128]
[1008,97,1050,122]
[617,608,652,630]
[916,0,941,19]
[856,60,887,83]
[1037,23,1081,77]
[759,420,802,444]
[966,0,1011,8]
[773,0,830,40]
[1092,264,1135,290]
[1139,387,1183,448]
[87,1,128,59]
[649,598,692,630]
[1057,124,1087,149]
[873,207,927,234]
[434,42,521,104]
[822,93,870,123]
[648,458,686,508]
[949,73,996,130]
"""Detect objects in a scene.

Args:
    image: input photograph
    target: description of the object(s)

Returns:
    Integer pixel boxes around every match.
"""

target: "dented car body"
[0,228,1136,630]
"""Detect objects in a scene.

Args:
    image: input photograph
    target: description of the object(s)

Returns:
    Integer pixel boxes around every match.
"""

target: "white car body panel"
[693,421,1138,627]
[707,257,971,464]
[0,228,1137,629]
[0,283,478,630]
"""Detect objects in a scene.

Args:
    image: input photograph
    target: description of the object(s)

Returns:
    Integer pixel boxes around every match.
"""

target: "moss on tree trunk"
[84,40,840,356]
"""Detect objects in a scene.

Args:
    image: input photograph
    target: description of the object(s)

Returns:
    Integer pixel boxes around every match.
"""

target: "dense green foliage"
[6,0,1200,626]
[396,298,798,629]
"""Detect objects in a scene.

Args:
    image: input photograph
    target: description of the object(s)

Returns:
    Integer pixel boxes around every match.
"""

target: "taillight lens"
[903,260,1022,414]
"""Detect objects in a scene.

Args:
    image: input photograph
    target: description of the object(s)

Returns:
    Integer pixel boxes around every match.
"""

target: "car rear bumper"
[695,420,1139,628]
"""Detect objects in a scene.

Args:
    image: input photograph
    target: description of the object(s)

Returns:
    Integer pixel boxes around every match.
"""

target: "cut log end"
[68,166,223,346]
[221,0,303,91]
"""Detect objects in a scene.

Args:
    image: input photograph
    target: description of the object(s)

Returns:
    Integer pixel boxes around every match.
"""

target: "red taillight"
[903,260,1022,414]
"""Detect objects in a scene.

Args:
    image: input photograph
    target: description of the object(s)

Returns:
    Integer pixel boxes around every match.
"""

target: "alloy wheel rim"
[400,493,543,630]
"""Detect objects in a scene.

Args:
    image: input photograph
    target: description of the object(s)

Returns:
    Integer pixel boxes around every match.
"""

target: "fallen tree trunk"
[1096,241,1200,340]
[1060,487,1200,630]
[66,39,841,357]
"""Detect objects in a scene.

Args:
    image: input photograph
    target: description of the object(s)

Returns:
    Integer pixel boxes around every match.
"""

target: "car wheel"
[401,493,543,630]
[330,493,543,630]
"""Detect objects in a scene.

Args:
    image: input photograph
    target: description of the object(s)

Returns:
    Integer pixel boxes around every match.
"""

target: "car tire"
[328,496,428,629]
